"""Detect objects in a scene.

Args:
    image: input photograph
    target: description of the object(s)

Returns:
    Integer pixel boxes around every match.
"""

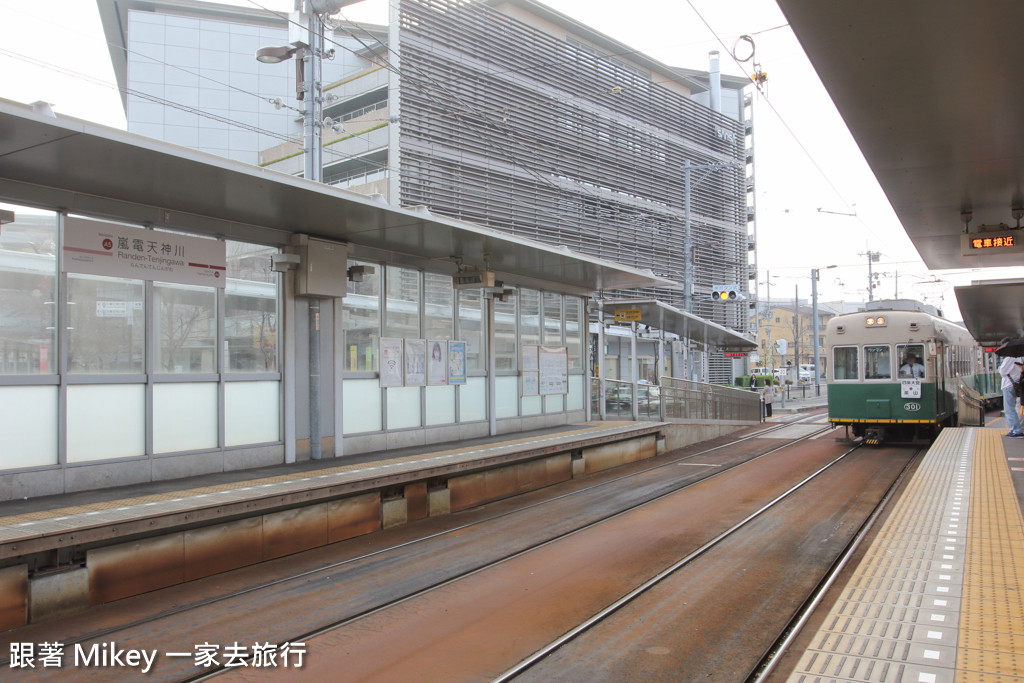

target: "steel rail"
[0,416,827,673]
[745,446,924,683]
[490,441,863,682]
[180,422,833,682]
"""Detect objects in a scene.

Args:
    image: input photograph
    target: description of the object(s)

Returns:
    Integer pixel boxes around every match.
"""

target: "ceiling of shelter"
[601,299,756,351]
[776,0,1024,339]
[0,100,670,297]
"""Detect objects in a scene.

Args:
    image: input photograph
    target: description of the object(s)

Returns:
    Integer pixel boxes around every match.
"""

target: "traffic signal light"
[711,284,744,301]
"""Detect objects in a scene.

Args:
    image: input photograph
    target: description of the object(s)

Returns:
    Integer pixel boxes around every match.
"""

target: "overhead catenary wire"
[682,0,894,249]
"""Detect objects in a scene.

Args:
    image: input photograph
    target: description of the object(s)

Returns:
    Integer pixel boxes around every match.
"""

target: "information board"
[539,346,568,395]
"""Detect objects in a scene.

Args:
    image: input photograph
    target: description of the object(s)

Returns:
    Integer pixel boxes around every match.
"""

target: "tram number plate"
[901,378,922,399]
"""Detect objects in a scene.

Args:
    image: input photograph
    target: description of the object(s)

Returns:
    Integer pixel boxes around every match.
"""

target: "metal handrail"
[591,376,760,423]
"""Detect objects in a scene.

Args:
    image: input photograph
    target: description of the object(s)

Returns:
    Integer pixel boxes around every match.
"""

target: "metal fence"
[592,377,761,423]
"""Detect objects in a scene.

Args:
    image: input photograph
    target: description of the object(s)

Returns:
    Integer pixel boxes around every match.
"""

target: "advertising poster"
[404,338,426,386]
[380,338,404,387]
[448,340,467,385]
[539,346,568,395]
[427,340,448,385]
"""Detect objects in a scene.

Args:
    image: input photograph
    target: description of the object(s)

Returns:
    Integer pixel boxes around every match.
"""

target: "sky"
[0,0,1012,322]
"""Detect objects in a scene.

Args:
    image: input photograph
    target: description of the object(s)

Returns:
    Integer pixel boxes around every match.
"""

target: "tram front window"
[832,346,859,380]
[897,344,926,378]
[864,344,892,380]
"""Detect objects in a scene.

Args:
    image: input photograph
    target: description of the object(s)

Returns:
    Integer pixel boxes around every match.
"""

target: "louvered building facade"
[101,0,755,382]
[393,0,752,338]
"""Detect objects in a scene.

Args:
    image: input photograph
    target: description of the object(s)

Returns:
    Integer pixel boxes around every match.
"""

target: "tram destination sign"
[63,217,226,288]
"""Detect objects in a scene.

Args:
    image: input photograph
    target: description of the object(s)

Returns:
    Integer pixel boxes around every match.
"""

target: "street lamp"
[254,1,364,461]
[811,265,837,395]
[255,1,363,183]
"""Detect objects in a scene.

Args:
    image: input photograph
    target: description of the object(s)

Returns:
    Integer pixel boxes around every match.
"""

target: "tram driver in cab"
[899,354,925,378]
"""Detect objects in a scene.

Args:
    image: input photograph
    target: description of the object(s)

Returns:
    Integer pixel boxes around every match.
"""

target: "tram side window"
[864,344,892,380]
[833,346,859,380]
[897,344,926,378]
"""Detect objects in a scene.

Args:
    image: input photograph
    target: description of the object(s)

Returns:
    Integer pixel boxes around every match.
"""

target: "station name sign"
[63,217,226,288]
[961,229,1024,255]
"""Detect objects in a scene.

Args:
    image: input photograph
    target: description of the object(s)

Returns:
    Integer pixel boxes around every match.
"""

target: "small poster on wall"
[427,340,448,385]
[539,346,568,395]
[404,338,426,386]
[448,340,467,385]
[380,337,404,387]
[522,371,539,396]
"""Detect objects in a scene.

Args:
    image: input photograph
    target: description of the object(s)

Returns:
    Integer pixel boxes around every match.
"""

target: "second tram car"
[825,300,999,444]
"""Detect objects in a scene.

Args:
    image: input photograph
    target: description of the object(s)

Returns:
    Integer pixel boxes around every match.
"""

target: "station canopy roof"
[0,99,672,297]
[953,281,1024,346]
[776,0,1024,342]
[600,299,756,351]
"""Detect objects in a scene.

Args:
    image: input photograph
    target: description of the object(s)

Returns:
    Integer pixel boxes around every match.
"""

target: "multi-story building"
[99,0,754,382]
[753,299,842,375]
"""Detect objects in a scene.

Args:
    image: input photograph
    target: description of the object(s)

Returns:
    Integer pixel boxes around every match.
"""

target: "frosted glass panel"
[387,386,421,429]
[567,374,583,411]
[225,380,280,446]
[425,385,455,425]
[0,386,57,469]
[521,395,542,416]
[544,393,564,412]
[343,378,382,434]
[154,382,218,453]
[496,376,518,419]
[459,377,486,422]
[67,384,145,462]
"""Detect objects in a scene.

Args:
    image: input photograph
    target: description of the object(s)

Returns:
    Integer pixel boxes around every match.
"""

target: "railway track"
[3,415,859,682]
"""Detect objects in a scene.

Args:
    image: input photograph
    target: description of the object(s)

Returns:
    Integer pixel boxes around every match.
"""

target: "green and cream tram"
[825,300,999,444]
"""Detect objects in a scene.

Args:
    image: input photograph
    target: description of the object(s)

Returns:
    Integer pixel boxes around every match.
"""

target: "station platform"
[784,423,1024,682]
[0,421,666,629]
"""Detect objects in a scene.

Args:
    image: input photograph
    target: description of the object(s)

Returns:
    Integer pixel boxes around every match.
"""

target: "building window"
[225,242,278,372]
[385,265,420,338]
[67,275,145,374]
[423,271,454,340]
[154,282,217,373]
[343,259,381,373]
[0,206,56,375]
[519,289,540,347]
[494,296,517,371]
[457,289,483,372]
[564,296,582,370]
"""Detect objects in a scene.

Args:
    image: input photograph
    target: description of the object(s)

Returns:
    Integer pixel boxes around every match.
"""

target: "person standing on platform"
[998,354,1023,437]
[761,381,774,418]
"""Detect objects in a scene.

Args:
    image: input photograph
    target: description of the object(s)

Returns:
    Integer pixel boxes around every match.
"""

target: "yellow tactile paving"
[788,427,1024,683]
[0,423,637,529]
[956,428,1024,683]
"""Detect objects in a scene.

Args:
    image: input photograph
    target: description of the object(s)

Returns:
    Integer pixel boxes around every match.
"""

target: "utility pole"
[794,284,799,375]
[859,248,881,301]
[256,0,361,460]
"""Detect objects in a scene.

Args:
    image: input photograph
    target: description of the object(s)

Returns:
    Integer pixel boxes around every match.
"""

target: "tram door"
[935,343,950,418]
